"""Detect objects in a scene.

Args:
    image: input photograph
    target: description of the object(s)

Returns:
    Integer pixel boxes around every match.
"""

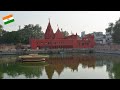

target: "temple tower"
[44,19,54,39]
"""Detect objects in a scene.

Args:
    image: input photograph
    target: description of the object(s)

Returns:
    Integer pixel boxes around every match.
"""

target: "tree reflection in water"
[0,57,45,79]
[108,61,120,79]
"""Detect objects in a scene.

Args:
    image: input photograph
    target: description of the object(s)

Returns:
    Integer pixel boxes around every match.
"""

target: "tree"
[105,22,114,34]
[18,24,44,44]
[0,31,20,44]
[61,29,69,37]
[31,24,44,39]
[0,24,3,30]
[63,31,69,37]
[0,24,44,44]
[105,18,120,44]
[112,18,120,44]
[0,24,3,36]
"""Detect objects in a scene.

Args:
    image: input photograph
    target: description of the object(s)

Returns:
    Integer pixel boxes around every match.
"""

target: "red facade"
[30,21,96,49]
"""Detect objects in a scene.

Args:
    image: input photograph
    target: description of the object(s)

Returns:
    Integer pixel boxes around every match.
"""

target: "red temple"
[30,20,95,49]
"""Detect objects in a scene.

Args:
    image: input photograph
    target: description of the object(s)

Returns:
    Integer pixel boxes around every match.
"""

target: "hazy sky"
[0,11,120,35]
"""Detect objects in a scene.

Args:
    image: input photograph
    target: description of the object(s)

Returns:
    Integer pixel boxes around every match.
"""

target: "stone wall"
[94,44,120,51]
[0,44,16,51]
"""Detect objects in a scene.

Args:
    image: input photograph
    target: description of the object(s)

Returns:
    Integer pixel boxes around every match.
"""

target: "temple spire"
[45,18,54,39]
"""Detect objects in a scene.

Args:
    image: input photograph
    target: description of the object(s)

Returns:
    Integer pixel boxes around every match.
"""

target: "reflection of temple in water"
[45,55,96,79]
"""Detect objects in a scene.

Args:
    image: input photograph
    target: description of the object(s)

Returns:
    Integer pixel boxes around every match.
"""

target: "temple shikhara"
[30,20,95,49]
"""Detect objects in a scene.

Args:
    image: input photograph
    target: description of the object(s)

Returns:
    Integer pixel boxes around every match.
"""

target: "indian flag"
[2,14,15,25]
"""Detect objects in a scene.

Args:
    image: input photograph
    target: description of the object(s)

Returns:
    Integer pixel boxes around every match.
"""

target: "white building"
[103,35,106,44]
[81,31,85,38]
[92,32,106,44]
[106,30,113,44]
[83,30,113,45]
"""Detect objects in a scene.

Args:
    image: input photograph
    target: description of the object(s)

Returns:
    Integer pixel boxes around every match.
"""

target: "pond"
[0,53,120,79]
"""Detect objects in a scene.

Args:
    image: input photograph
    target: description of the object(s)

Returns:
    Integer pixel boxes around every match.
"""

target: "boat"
[17,54,49,62]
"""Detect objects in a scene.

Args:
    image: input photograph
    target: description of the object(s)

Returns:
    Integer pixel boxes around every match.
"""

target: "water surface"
[0,53,120,79]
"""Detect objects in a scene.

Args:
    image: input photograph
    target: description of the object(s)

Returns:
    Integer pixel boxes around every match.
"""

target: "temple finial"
[76,33,77,35]
[49,18,50,23]
[57,24,59,29]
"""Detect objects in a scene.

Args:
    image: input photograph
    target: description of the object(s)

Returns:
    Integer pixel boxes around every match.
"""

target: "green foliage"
[18,24,44,44]
[0,24,3,30]
[112,19,120,44]
[61,30,69,37]
[0,24,3,36]
[105,23,114,34]
[106,18,120,44]
[0,31,20,44]
[0,24,44,44]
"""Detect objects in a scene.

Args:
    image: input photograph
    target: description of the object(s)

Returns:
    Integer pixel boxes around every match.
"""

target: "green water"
[0,53,120,79]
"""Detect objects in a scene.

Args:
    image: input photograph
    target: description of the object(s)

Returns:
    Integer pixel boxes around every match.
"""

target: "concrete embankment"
[0,51,16,55]
[94,44,120,55]
[0,48,120,55]
[0,49,94,55]
[95,50,120,55]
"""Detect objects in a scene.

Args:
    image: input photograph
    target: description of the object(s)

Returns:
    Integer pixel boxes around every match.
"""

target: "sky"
[0,11,120,36]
